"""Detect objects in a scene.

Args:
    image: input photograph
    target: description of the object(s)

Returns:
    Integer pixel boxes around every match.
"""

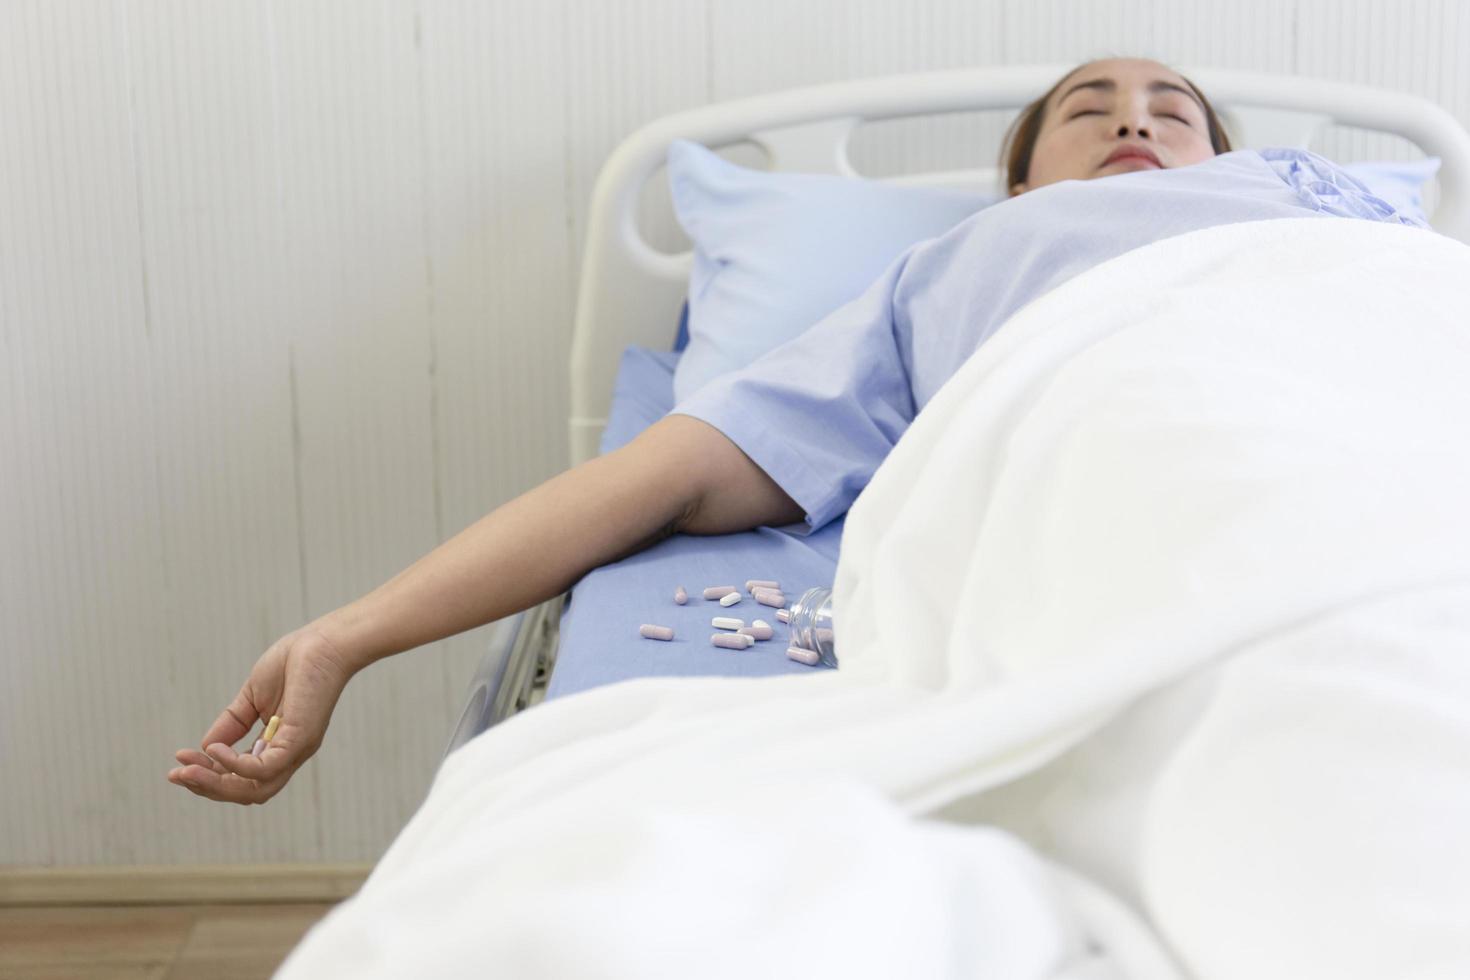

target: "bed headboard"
[568,64,1470,465]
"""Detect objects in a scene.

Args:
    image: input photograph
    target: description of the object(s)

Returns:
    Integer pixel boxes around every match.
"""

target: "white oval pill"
[718,591,742,607]
[711,616,744,630]
[639,624,675,641]
[251,738,266,758]
[712,632,754,650]
[786,645,820,665]
[745,579,779,594]
[703,586,737,600]
[674,586,688,605]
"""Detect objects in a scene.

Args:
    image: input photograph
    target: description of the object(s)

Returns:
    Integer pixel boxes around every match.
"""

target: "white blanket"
[277,217,1470,980]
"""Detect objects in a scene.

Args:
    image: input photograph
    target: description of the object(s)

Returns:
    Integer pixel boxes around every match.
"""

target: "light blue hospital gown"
[671,148,1426,532]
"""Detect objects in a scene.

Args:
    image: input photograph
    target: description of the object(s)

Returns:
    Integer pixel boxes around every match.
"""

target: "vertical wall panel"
[0,0,163,867]
[564,0,709,270]
[415,0,576,717]
[0,0,310,865]
[709,0,1008,181]
[1002,0,1297,72]
[264,0,445,861]
[1298,0,1468,215]
[118,0,317,865]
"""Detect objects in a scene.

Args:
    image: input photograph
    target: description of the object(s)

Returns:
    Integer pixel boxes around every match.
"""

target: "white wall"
[3,0,1466,867]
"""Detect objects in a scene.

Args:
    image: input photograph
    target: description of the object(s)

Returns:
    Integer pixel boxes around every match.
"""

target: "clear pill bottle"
[787,587,837,667]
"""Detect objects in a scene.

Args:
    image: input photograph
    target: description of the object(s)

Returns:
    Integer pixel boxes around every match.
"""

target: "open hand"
[167,626,355,805]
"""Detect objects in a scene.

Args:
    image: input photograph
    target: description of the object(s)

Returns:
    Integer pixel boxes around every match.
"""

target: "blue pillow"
[667,139,998,403]
[1340,158,1440,227]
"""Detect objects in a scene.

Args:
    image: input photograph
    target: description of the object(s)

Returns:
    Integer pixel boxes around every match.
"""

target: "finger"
[167,764,229,792]
[170,766,244,803]
[174,748,227,773]
[168,763,279,805]
[205,740,287,783]
[198,690,263,754]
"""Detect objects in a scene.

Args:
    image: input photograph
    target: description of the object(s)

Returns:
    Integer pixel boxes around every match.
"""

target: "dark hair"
[999,61,1233,195]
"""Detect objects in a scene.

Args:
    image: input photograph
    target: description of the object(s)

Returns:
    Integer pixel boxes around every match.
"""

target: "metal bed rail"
[440,594,564,763]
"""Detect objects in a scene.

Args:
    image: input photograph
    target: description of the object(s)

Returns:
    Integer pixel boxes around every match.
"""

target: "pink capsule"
[786,645,820,666]
[703,585,737,600]
[755,591,786,608]
[639,624,675,641]
[712,632,754,650]
[251,738,266,757]
[776,608,790,623]
[674,586,688,605]
[745,579,779,594]
[738,621,774,641]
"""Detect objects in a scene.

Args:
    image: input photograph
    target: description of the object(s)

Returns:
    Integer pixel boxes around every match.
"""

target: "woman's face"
[1012,58,1219,195]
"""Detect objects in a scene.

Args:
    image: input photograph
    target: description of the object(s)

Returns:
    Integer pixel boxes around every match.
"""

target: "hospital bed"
[442,64,1470,762]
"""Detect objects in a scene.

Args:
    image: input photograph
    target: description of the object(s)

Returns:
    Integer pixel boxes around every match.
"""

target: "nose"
[1114,98,1155,141]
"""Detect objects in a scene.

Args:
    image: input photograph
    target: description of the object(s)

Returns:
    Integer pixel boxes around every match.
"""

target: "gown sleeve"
[670,250,918,533]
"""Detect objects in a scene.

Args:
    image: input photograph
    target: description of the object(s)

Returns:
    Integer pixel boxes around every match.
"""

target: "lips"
[1101,145,1162,168]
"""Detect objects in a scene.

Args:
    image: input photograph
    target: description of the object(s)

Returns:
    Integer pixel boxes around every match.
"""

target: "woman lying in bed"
[167,57,1422,806]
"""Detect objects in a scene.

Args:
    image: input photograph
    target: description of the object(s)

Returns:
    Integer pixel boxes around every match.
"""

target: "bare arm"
[167,414,799,804]
[313,414,803,674]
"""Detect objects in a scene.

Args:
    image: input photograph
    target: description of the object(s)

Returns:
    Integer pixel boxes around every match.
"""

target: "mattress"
[547,346,843,701]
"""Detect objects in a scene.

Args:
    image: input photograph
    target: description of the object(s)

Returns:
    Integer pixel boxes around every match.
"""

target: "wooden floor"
[0,901,338,979]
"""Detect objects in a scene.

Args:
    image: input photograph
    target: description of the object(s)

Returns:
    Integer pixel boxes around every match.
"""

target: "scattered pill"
[746,579,780,594]
[739,621,774,641]
[711,616,744,630]
[712,632,754,650]
[776,609,791,623]
[251,738,266,758]
[639,624,675,641]
[674,586,688,605]
[816,627,835,646]
[703,586,737,600]
[718,591,742,607]
[786,646,820,666]
[756,592,786,608]
[262,715,281,742]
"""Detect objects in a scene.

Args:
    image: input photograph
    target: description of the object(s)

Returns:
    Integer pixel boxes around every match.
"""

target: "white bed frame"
[568,64,1470,466]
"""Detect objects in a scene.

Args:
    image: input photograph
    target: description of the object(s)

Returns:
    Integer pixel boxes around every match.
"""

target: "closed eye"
[1069,110,1193,125]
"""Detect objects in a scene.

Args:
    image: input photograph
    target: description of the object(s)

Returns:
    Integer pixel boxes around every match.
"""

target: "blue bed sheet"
[547,346,843,701]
